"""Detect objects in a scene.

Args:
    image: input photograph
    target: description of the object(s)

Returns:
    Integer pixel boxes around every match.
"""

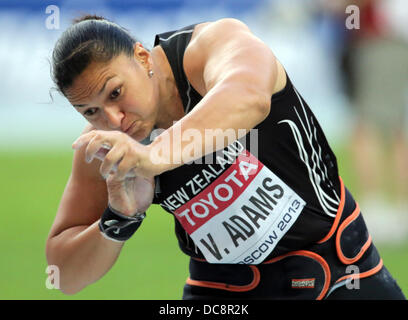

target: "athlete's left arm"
[151,18,278,172]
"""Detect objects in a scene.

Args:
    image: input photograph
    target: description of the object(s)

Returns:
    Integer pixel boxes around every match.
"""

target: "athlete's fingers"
[94,144,111,162]
[113,154,139,180]
[99,144,125,179]
[84,135,110,164]
[72,131,97,150]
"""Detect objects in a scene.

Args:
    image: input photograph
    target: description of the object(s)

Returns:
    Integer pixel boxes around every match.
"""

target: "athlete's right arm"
[45,125,124,295]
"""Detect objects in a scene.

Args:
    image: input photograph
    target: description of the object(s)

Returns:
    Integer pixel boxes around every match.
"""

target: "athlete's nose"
[103,105,124,130]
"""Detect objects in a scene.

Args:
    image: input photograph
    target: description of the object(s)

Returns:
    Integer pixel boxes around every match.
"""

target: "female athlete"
[46,15,405,300]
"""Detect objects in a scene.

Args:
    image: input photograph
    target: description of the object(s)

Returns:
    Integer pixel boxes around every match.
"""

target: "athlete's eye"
[110,87,121,100]
[84,108,98,117]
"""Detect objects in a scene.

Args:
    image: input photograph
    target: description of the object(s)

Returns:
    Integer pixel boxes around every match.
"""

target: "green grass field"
[0,149,406,299]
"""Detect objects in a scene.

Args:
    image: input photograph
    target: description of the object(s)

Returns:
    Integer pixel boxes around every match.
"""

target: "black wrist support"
[99,205,146,242]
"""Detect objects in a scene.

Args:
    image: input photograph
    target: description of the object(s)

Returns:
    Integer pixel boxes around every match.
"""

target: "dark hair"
[51,15,138,95]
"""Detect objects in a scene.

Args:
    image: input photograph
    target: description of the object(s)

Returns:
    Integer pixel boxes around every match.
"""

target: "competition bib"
[163,142,306,264]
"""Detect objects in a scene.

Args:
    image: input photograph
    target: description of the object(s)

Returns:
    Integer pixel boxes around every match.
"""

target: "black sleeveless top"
[152,24,341,262]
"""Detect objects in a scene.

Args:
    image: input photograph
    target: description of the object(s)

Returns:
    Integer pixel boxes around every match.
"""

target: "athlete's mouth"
[124,121,138,135]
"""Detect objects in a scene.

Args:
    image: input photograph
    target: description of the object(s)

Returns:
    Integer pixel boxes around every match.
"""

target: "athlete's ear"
[133,42,151,70]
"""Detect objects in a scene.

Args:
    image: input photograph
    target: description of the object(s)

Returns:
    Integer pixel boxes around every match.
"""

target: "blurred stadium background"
[0,0,407,299]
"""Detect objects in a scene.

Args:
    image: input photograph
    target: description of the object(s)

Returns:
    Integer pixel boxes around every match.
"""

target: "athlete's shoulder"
[188,18,250,46]
[195,18,249,35]
[155,18,249,51]
[185,18,279,96]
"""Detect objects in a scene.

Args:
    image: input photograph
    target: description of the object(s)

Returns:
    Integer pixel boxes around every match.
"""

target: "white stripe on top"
[159,29,194,42]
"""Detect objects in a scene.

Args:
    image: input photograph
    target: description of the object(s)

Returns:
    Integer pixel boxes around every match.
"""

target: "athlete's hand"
[106,174,155,216]
[72,130,163,179]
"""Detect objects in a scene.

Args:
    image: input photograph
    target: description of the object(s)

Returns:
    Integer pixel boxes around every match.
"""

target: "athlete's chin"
[132,129,150,143]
